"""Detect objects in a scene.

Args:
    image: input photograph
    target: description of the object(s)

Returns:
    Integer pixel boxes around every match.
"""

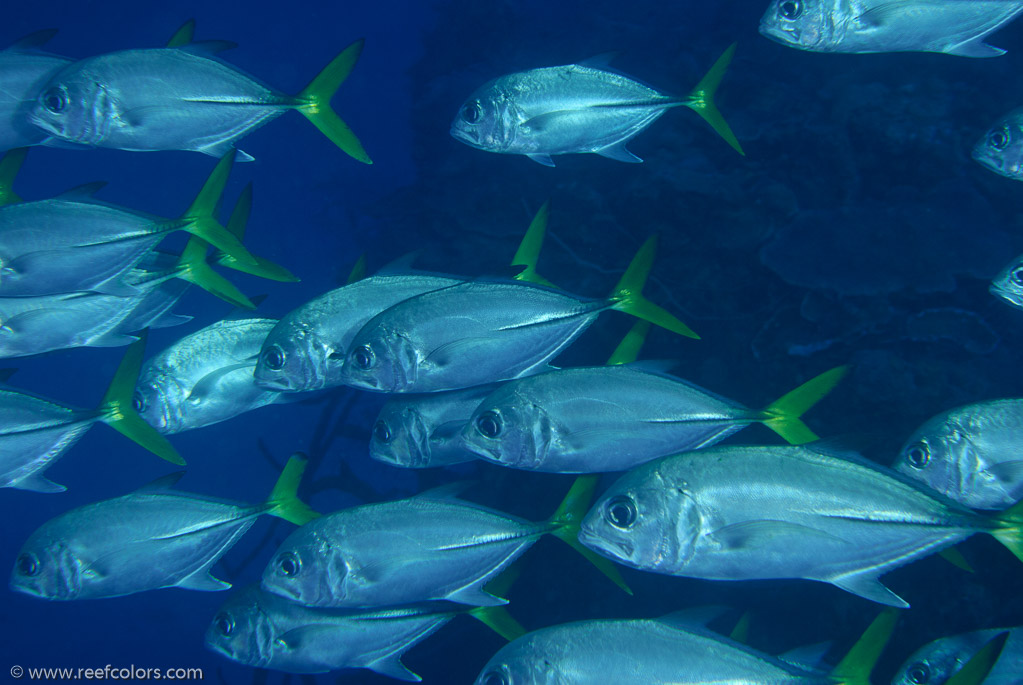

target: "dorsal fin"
[135,471,186,493]
[176,40,238,56]
[7,29,58,52]
[376,251,421,275]
[57,181,107,200]
[345,254,367,284]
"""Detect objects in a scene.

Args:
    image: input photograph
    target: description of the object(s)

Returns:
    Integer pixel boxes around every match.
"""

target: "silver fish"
[893,627,1023,685]
[759,0,1023,57]
[460,365,844,473]
[0,30,72,151]
[895,400,1023,510]
[990,252,1023,307]
[9,455,315,600]
[0,152,252,296]
[370,385,493,468]
[0,334,181,493]
[974,109,1023,181]
[451,45,742,166]
[579,445,1023,607]
[135,317,283,434]
[29,38,370,163]
[474,611,895,685]
[254,273,465,392]
[206,585,514,679]
[260,477,623,608]
[340,237,695,393]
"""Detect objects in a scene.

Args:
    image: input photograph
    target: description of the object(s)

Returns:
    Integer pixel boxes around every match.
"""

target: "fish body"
[974,109,1023,181]
[0,31,72,150]
[580,444,994,607]
[370,385,493,468]
[205,585,452,679]
[255,273,463,392]
[475,617,828,685]
[759,0,1023,57]
[460,364,758,473]
[339,280,611,393]
[451,46,742,165]
[0,387,96,492]
[892,627,1023,685]
[261,494,545,608]
[135,317,281,433]
[895,400,1023,510]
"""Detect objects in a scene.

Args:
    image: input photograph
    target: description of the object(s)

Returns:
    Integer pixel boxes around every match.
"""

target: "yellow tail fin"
[991,498,1023,563]
[760,366,848,444]
[266,453,319,525]
[831,609,898,685]
[685,43,744,155]
[295,40,372,164]
[511,200,556,287]
[609,235,699,339]
[0,147,27,206]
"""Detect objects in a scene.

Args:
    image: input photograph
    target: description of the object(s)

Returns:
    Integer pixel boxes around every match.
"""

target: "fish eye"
[990,128,1010,151]
[475,410,502,439]
[373,420,392,443]
[1011,267,1023,285]
[905,442,930,469]
[605,496,637,530]
[277,552,301,578]
[779,0,802,19]
[42,86,68,114]
[16,553,39,577]
[132,391,146,413]
[263,346,286,372]
[480,671,508,685]
[214,612,235,637]
[353,344,375,370]
[461,101,484,125]
[907,663,931,685]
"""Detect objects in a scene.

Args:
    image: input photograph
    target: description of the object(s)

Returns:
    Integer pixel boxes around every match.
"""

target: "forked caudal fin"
[265,452,320,525]
[0,147,27,206]
[510,200,556,288]
[295,39,372,164]
[945,631,1011,685]
[606,320,651,366]
[97,331,184,466]
[173,236,256,310]
[213,183,300,283]
[990,497,1023,563]
[178,153,257,266]
[548,475,632,595]
[609,235,699,339]
[760,366,848,445]
[467,562,528,642]
[684,43,744,156]
[830,608,898,685]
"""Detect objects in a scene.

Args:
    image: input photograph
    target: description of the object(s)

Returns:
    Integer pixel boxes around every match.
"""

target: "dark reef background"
[2,0,1023,683]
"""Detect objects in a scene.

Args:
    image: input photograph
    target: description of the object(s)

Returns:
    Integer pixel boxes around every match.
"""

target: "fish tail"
[295,39,372,164]
[510,200,556,288]
[608,235,699,339]
[97,332,185,466]
[685,43,744,156]
[345,254,368,284]
[179,153,257,266]
[214,184,300,283]
[547,476,633,595]
[942,632,1011,685]
[760,366,848,444]
[466,562,528,641]
[265,453,320,525]
[174,236,255,309]
[830,609,898,685]
[165,19,196,48]
[991,498,1023,563]
[0,147,27,206]
[605,321,651,366]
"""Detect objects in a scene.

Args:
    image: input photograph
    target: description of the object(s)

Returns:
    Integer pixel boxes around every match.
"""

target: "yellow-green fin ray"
[469,562,527,641]
[991,498,1023,563]
[728,612,752,643]
[945,631,1011,685]
[511,200,555,287]
[760,366,848,445]
[98,332,184,466]
[166,19,195,48]
[685,43,744,155]
[0,147,28,206]
[213,184,299,283]
[295,40,372,164]
[178,153,257,266]
[609,235,698,339]
[606,321,651,366]
[266,453,319,525]
[548,476,632,595]
[346,254,368,284]
[938,546,975,573]
[831,609,898,685]
[174,237,255,309]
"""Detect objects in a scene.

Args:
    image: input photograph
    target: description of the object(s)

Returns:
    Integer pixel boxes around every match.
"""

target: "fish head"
[460,388,551,470]
[204,586,276,669]
[9,536,83,601]
[132,373,187,434]
[891,633,977,685]
[990,256,1023,309]
[450,79,521,153]
[340,325,418,393]
[261,526,349,607]
[974,110,1023,181]
[30,65,112,145]
[759,0,828,51]
[369,401,432,467]
[474,637,562,685]
[894,414,962,501]
[579,465,701,572]
[254,321,331,392]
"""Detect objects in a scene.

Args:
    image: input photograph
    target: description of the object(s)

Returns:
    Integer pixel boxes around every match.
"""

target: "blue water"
[2,0,1023,683]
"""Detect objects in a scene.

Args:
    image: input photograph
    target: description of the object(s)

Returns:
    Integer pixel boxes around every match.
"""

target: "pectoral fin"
[526,153,555,167]
[596,142,643,163]
[830,572,909,608]
[711,520,847,549]
[367,654,423,682]
[176,571,231,592]
[982,459,1023,484]
[12,472,66,493]
[445,584,508,607]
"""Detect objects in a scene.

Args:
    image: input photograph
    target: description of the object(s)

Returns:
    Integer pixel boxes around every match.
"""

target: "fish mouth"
[990,282,1023,308]
[758,22,795,45]
[260,577,301,603]
[449,124,479,148]
[577,527,632,561]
